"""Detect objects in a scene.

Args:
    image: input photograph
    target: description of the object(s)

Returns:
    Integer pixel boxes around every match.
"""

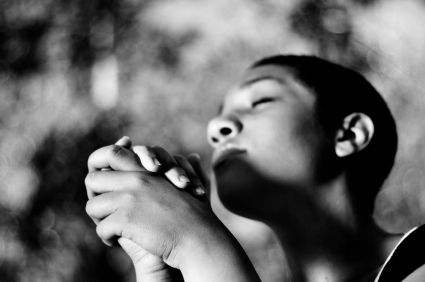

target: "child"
[85,55,425,282]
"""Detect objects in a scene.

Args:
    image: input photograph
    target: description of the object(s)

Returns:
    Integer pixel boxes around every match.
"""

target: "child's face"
[207,65,332,218]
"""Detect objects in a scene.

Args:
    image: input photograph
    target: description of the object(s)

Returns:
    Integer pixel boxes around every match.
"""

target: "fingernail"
[192,153,201,160]
[116,136,131,146]
[195,185,205,195]
[153,157,161,166]
[178,174,191,183]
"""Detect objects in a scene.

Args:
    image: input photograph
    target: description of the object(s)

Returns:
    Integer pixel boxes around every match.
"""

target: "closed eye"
[252,98,275,107]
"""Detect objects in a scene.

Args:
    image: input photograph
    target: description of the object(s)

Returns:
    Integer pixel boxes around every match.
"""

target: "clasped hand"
[85,137,218,276]
[85,137,262,282]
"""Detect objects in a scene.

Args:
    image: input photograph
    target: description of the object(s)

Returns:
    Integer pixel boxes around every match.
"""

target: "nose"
[207,115,242,147]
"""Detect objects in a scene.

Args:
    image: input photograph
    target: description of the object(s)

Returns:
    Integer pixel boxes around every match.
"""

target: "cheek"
[249,117,322,186]
[254,146,314,187]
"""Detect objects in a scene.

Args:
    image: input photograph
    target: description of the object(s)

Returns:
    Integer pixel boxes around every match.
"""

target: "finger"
[115,136,132,149]
[133,145,162,173]
[85,170,148,197]
[88,145,145,172]
[187,154,210,192]
[86,192,119,223]
[187,154,211,204]
[174,155,206,198]
[117,237,144,259]
[96,213,123,247]
[153,146,191,189]
[99,137,133,175]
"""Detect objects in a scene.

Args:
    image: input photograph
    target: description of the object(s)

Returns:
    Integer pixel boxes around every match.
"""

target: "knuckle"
[85,200,94,215]
[87,150,98,166]
[108,144,124,158]
[121,210,132,225]
[114,208,132,229]
[96,222,105,238]
[120,191,137,205]
[84,172,95,187]
[134,172,151,187]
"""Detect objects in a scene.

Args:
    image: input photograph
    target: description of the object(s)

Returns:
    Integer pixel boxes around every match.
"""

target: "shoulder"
[375,224,425,282]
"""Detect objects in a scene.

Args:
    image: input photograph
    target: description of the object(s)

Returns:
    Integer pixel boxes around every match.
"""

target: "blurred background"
[1,0,425,281]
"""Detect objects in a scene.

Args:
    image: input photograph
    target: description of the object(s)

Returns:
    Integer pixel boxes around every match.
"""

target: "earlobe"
[335,113,374,157]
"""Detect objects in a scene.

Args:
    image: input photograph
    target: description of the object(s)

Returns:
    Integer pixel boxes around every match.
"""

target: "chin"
[214,160,271,220]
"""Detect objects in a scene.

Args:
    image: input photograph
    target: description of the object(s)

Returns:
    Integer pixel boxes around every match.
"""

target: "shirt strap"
[375,224,425,282]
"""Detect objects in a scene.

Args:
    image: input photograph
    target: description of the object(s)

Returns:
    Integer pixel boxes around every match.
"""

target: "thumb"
[118,237,161,265]
[115,136,132,149]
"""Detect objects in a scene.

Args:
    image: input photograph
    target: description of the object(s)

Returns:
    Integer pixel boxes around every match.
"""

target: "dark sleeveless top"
[375,224,425,282]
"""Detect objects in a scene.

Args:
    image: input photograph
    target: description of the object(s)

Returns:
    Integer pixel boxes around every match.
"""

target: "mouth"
[212,143,247,169]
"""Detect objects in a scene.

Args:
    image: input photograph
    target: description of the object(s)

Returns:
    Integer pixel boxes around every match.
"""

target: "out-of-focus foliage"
[1,0,425,281]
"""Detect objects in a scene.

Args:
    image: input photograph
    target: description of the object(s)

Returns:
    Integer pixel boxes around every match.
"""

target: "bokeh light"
[1,0,425,281]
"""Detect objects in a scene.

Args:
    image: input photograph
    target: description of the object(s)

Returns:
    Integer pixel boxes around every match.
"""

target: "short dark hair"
[252,55,398,212]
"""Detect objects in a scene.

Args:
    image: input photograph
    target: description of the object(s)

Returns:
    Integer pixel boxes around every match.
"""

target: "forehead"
[241,64,296,83]
[218,65,315,114]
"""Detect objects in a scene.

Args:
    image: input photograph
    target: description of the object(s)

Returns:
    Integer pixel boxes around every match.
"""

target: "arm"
[178,222,261,282]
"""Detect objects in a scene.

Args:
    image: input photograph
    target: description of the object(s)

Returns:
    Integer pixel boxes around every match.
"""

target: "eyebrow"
[240,75,284,89]
[216,75,283,115]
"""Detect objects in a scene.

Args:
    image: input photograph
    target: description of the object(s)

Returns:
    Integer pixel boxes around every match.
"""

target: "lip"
[212,143,247,169]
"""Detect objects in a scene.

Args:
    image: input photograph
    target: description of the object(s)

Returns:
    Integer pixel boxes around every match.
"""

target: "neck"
[264,178,402,282]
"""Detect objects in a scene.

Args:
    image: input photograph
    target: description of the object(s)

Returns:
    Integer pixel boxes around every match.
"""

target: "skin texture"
[207,65,402,282]
[113,137,188,282]
[208,65,333,220]
[86,64,402,282]
[85,138,261,282]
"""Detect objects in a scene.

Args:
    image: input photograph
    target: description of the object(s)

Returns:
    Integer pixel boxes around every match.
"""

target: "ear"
[335,113,374,157]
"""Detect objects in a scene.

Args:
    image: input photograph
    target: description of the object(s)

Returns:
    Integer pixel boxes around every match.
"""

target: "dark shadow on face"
[213,156,387,276]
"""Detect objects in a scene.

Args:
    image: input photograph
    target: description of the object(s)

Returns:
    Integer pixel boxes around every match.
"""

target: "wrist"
[177,219,261,282]
[134,264,183,282]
